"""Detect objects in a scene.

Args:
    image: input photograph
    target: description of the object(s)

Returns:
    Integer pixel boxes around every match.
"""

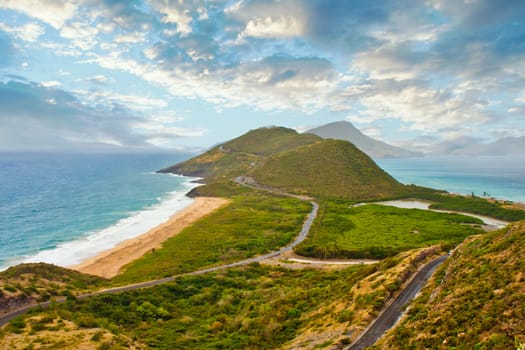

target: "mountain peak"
[305,120,421,159]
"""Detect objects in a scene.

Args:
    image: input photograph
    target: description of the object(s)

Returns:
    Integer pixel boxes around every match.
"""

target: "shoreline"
[71,196,230,278]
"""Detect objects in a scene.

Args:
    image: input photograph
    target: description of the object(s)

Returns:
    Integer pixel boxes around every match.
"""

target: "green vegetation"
[0,263,108,305]
[158,127,320,181]
[160,146,259,181]
[375,221,525,349]
[113,192,311,284]
[412,191,525,221]
[160,127,413,201]
[6,251,438,350]
[223,126,321,155]
[252,140,408,200]
[295,202,483,259]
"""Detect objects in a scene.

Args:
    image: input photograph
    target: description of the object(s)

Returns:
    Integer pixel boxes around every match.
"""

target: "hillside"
[0,263,107,315]
[374,221,525,349]
[160,126,411,201]
[158,127,321,181]
[252,139,408,200]
[305,121,421,158]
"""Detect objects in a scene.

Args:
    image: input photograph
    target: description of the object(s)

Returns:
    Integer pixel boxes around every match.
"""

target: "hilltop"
[159,127,320,180]
[374,220,525,349]
[160,126,411,200]
[251,139,407,200]
[305,121,421,158]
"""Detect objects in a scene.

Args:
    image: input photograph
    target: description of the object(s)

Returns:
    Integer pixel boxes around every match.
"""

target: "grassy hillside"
[1,249,442,350]
[223,126,321,155]
[0,263,107,314]
[160,127,411,201]
[295,201,483,259]
[252,140,408,200]
[158,127,320,181]
[374,221,525,349]
[113,192,311,284]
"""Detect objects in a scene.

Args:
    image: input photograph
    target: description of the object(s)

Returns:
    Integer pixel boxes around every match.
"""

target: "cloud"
[0,0,78,29]
[0,79,197,151]
[114,31,146,44]
[0,22,45,42]
[241,16,304,39]
[60,21,99,50]
[41,80,61,87]
[82,74,112,85]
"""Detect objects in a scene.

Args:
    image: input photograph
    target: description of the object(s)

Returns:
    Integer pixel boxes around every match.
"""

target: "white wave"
[20,177,202,268]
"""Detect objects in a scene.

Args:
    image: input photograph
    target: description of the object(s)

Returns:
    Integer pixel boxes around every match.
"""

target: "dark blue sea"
[0,152,196,270]
[377,155,525,203]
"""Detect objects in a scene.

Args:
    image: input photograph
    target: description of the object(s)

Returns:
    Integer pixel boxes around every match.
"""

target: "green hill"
[223,126,321,155]
[0,263,107,314]
[252,139,407,200]
[158,127,320,181]
[374,221,525,349]
[160,126,409,200]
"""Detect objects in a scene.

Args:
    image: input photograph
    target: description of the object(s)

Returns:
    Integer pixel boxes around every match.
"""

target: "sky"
[0,0,524,153]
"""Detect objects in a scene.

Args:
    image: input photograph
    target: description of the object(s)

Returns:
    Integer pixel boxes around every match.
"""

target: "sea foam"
[19,176,201,268]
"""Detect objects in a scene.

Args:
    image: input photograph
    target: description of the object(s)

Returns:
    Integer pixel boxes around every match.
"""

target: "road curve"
[347,255,448,350]
[0,181,318,327]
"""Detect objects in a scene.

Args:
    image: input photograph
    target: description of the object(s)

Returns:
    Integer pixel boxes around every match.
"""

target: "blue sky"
[0,0,524,153]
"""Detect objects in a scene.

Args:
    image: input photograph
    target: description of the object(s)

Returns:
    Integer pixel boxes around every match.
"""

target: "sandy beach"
[71,197,229,278]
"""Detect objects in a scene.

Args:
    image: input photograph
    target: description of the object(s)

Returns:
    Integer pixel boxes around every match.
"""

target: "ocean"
[377,155,525,203]
[0,152,197,271]
[1,153,524,271]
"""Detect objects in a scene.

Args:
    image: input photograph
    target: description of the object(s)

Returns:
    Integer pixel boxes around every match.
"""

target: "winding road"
[1,176,448,350]
[0,178,318,327]
[347,255,447,350]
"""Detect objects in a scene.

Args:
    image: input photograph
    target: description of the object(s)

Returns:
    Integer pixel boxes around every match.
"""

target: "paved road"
[347,255,448,350]
[0,181,318,327]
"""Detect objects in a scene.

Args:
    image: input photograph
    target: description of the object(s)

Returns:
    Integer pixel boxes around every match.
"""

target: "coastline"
[71,196,230,278]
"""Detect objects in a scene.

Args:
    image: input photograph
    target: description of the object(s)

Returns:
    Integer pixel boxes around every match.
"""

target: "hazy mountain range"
[304,121,422,159]
[431,136,525,156]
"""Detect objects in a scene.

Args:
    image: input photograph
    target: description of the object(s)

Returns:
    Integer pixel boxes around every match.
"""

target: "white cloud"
[81,75,112,85]
[114,32,146,44]
[0,0,78,29]
[0,22,44,42]
[241,16,304,39]
[151,2,192,35]
[60,21,99,50]
[41,80,61,87]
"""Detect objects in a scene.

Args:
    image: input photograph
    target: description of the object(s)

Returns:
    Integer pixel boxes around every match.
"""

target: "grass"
[5,251,439,350]
[374,221,525,349]
[412,191,525,221]
[223,126,321,155]
[295,201,483,259]
[0,263,108,304]
[113,192,312,284]
[161,127,413,201]
[251,140,409,200]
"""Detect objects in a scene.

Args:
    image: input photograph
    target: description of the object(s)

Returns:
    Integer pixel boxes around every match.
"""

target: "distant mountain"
[305,121,422,158]
[454,136,525,156]
[160,126,412,200]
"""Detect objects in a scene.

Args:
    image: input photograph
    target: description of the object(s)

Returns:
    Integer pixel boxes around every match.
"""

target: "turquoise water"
[377,155,525,203]
[0,152,196,270]
[1,153,524,271]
